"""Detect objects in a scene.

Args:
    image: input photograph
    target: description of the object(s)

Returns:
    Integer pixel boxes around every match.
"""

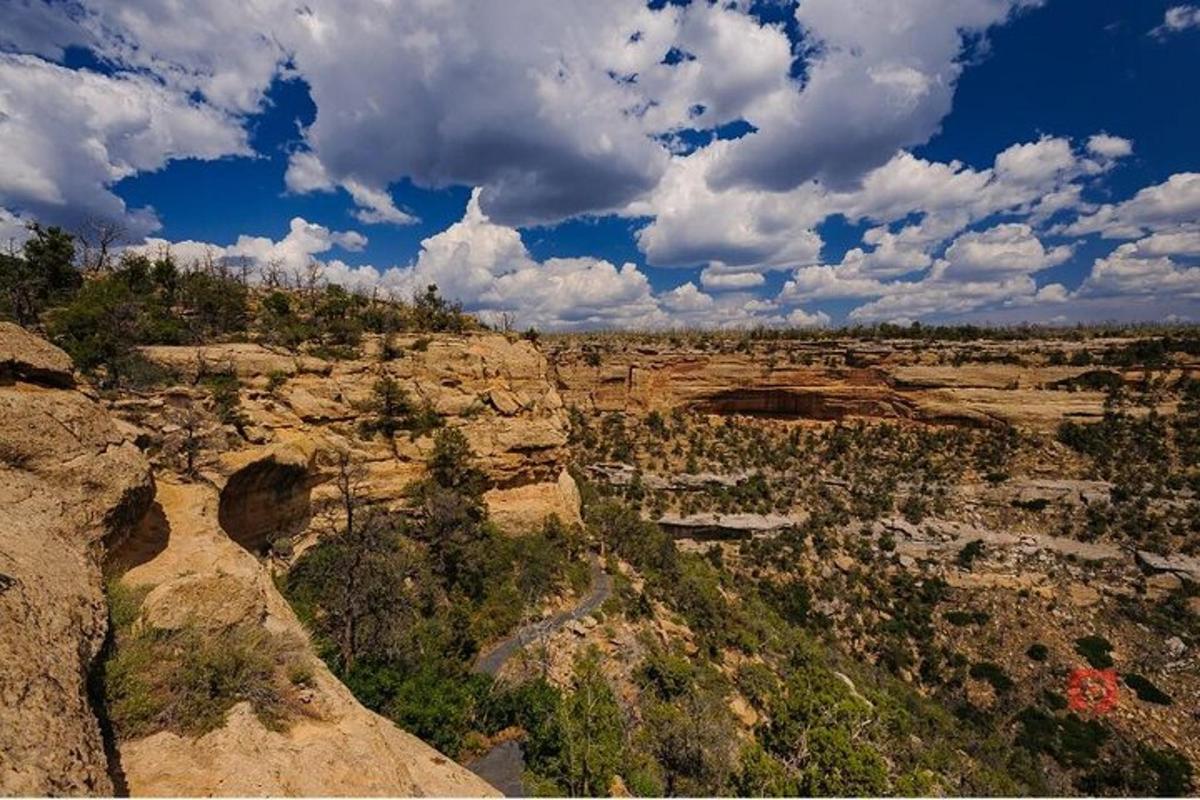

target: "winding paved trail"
[473,555,612,677]
[467,554,611,796]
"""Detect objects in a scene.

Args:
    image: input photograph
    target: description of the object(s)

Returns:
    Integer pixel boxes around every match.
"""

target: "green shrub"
[1041,689,1069,711]
[266,370,289,394]
[367,665,491,757]
[1124,673,1173,705]
[1016,708,1109,768]
[203,372,244,426]
[1026,642,1050,661]
[969,662,1014,693]
[0,223,80,326]
[1132,744,1194,795]
[957,539,985,569]
[1074,635,1114,669]
[1011,497,1050,512]
[104,614,305,739]
[636,648,696,701]
[411,284,469,333]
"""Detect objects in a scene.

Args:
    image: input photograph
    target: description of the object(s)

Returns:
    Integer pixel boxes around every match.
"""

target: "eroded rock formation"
[0,324,155,795]
[112,476,499,797]
[216,443,317,553]
[132,334,577,530]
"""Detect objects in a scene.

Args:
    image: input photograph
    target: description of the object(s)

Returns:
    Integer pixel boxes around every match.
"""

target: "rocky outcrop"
[871,516,1126,564]
[656,511,798,539]
[0,320,76,387]
[132,334,573,532]
[586,462,753,491]
[0,325,154,795]
[485,469,582,534]
[1136,550,1200,582]
[113,477,498,797]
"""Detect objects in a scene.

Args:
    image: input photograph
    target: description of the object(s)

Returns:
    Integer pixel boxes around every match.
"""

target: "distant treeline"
[548,321,1200,345]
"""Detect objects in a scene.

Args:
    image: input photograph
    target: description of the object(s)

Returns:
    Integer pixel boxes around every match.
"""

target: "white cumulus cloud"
[0,53,249,238]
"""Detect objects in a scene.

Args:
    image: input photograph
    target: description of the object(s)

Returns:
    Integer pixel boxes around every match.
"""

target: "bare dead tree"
[261,257,286,289]
[176,403,205,480]
[236,254,254,286]
[76,218,126,274]
[330,446,369,538]
[301,259,325,300]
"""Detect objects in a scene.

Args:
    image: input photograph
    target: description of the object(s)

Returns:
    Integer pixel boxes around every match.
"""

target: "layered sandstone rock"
[132,334,573,532]
[112,472,498,796]
[0,325,154,795]
[545,339,1135,431]
[485,469,582,534]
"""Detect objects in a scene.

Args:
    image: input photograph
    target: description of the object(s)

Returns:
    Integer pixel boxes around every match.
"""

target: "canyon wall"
[545,338,1162,431]
[0,323,154,795]
[2,326,514,796]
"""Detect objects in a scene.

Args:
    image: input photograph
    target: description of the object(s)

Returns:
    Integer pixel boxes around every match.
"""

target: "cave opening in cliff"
[691,388,844,420]
[217,460,313,554]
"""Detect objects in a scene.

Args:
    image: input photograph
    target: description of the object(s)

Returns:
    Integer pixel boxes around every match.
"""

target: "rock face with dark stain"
[656,511,799,540]
[691,386,916,421]
[0,325,155,795]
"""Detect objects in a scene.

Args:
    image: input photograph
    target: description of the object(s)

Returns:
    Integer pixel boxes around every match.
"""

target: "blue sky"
[2,0,1199,329]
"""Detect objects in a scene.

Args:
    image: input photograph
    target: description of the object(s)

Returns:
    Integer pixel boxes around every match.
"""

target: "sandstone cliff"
[2,325,508,796]
[0,323,154,795]
[129,333,580,532]
[545,337,1162,431]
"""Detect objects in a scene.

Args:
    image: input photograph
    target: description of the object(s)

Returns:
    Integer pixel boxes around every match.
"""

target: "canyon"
[3,322,1198,796]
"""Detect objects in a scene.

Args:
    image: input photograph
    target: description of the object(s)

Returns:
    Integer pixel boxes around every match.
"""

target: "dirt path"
[467,554,611,796]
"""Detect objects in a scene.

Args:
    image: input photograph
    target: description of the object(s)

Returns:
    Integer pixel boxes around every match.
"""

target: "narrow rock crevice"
[87,621,130,798]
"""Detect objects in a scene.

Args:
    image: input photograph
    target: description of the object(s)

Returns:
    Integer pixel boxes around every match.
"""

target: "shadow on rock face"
[217,457,313,555]
[106,501,170,575]
[691,387,908,420]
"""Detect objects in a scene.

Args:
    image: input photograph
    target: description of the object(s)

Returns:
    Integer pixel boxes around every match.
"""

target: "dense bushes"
[0,224,80,325]
[1124,674,1173,705]
[1074,635,1114,669]
[1016,703,1193,795]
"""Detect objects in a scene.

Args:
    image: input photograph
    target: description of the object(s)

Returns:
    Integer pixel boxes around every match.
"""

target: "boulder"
[1166,636,1187,660]
[1136,550,1200,582]
[1067,584,1102,607]
[1146,572,1183,599]
[485,469,583,534]
[0,321,74,386]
